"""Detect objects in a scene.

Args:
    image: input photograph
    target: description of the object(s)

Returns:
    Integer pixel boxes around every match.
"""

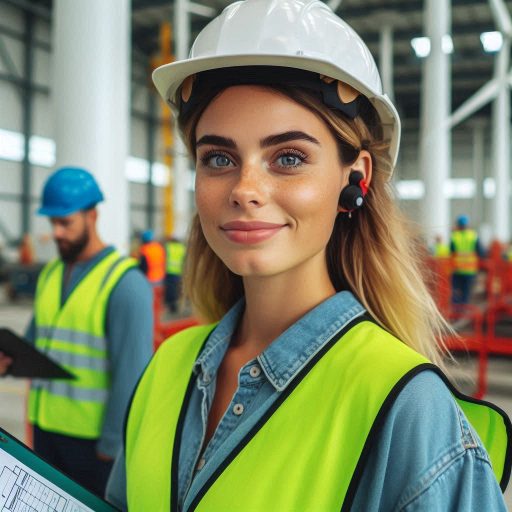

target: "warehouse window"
[0,128,24,162]
[0,128,175,187]
[29,136,56,167]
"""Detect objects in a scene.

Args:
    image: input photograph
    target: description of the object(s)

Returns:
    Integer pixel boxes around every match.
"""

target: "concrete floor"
[1,290,512,509]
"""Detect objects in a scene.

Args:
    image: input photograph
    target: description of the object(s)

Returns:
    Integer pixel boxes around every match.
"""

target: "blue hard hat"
[141,230,154,243]
[457,215,469,227]
[38,167,104,217]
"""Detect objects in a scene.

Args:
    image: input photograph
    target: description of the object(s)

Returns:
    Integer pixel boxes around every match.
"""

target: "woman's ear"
[337,150,373,213]
[350,149,372,186]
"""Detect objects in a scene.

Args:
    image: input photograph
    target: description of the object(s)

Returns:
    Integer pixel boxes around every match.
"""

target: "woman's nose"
[229,164,268,208]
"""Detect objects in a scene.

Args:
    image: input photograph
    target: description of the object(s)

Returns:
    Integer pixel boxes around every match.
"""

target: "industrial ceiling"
[6,0,512,121]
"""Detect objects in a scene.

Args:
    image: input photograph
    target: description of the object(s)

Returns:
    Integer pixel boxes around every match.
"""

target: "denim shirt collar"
[194,291,366,391]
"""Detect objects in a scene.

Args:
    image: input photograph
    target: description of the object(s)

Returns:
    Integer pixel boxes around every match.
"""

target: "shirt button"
[233,403,244,416]
[249,366,261,378]
[196,457,206,470]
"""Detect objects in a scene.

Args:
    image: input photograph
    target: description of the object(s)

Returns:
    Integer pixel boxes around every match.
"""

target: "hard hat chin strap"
[179,66,363,120]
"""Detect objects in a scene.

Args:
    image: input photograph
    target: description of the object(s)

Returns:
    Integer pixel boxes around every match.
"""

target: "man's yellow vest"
[166,241,186,275]
[28,250,136,439]
[451,229,479,274]
[125,317,511,511]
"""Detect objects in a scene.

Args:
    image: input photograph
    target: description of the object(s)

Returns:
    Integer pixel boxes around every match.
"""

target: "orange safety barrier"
[429,245,512,398]
[484,252,512,358]
[152,284,199,350]
[427,256,487,398]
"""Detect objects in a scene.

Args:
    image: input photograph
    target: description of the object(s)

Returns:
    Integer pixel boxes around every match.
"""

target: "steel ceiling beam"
[2,0,51,21]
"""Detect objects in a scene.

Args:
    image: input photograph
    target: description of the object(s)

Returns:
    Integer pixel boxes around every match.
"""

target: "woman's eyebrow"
[260,131,320,148]
[196,135,236,148]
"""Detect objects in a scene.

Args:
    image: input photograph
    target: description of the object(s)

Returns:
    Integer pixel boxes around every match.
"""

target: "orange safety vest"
[140,241,166,283]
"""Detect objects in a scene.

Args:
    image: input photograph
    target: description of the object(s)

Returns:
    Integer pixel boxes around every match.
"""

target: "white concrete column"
[419,0,451,243]
[379,24,395,103]
[52,0,131,253]
[491,39,511,242]
[173,0,192,239]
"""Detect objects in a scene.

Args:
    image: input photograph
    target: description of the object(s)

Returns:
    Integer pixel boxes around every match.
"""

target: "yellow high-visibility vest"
[451,229,479,274]
[29,251,136,438]
[126,318,511,511]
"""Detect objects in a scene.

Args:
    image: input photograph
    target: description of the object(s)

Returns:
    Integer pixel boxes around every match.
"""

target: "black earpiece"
[338,171,367,212]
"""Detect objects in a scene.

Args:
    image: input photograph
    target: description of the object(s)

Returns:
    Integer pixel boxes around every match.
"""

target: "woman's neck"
[235,261,336,355]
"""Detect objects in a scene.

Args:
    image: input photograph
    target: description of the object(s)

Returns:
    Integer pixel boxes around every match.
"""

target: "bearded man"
[20,167,152,496]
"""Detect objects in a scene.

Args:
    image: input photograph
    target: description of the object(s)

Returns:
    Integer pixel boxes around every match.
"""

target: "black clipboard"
[0,328,75,379]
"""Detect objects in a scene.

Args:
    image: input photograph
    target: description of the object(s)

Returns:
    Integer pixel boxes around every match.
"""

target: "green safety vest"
[451,229,479,274]
[28,251,136,439]
[125,316,511,511]
[166,241,186,275]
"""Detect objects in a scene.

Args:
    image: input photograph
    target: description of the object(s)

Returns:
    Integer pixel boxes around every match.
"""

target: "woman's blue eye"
[203,154,232,168]
[277,154,303,167]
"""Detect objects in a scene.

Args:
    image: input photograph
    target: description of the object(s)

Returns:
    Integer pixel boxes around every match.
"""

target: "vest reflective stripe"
[29,251,136,438]
[35,326,107,352]
[31,380,109,402]
[43,348,108,372]
[166,241,186,275]
[140,242,166,282]
[125,319,512,511]
[451,229,479,274]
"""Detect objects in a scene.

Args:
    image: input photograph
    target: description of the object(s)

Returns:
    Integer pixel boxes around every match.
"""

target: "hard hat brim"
[152,54,401,167]
[37,202,100,217]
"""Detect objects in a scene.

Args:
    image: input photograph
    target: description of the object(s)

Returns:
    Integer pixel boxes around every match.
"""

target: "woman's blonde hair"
[178,84,450,366]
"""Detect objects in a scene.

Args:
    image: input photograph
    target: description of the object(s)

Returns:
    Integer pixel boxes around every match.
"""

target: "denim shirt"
[106,290,507,511]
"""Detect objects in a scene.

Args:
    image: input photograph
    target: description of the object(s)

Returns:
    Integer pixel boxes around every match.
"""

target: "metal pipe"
[146,92,157,231]
[488,0,512,37]
[448,78,498,129]
[21,11,34,237]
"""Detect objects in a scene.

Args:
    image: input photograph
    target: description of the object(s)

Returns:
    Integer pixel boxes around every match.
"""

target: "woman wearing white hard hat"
[106,1,511,510]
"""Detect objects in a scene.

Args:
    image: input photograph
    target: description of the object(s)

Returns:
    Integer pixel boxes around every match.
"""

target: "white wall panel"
[33,46,51,89]
[0,161,21,195]
[0,84,22,131]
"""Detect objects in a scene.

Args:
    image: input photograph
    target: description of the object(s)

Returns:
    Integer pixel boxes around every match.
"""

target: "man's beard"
[56,229,90,263]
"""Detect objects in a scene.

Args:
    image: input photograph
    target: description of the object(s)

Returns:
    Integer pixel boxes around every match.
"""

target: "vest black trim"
[181,313,370,512]
[343,362,512,510]
[170,330,215,512]
[435,367,512,491]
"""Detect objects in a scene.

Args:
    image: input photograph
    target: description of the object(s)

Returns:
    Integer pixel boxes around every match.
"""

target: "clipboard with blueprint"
[0,328,75,380]
[0,426,118,511]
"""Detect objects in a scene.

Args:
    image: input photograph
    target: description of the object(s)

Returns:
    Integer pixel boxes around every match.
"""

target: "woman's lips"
[220,221,286,244]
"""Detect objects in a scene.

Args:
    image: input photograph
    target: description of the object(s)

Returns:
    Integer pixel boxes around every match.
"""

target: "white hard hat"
[153,0,401,167]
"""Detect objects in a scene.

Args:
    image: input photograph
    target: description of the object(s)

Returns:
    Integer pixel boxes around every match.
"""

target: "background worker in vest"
[138,229,166,286]
[432,234,450,258]
[106,1,509,510]
[2,167,154,497]
[450,214,485,305]
[164,236,186,312]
